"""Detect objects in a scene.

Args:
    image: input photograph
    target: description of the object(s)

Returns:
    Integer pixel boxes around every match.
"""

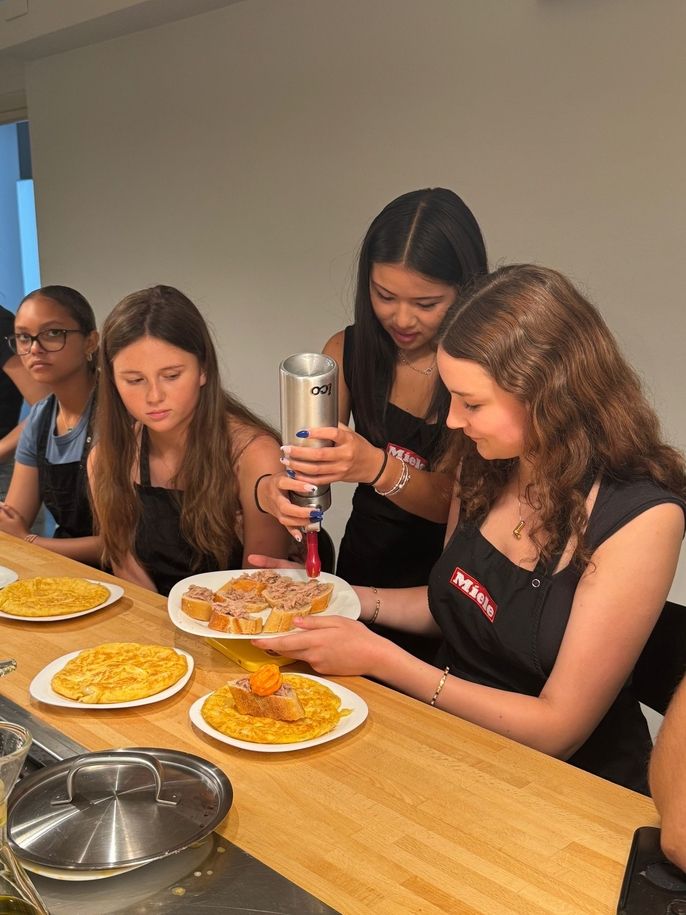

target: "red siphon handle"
[305,530,321,579]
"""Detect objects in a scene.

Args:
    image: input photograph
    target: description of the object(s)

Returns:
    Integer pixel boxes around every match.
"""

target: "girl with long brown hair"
[255,265,686,793]
[89,285,289,594]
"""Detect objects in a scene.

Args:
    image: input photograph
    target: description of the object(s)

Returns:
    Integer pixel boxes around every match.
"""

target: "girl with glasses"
[0,285,101,563]
[88,285,289,595]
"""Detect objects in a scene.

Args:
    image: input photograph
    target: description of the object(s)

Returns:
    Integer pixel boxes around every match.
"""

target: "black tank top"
[336,325,445,664]
[134,430,243,596]
[428,476,686,793]
[336,325,446,588]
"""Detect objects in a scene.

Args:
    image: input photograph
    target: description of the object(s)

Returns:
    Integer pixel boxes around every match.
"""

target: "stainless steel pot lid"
[8,747,232,871]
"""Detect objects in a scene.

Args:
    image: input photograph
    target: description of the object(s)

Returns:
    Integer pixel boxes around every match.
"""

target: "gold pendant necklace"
[397,350,437,375]
[513,469,527,539]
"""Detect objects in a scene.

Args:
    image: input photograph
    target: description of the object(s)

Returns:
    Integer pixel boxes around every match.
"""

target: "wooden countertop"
[0,533,658,914]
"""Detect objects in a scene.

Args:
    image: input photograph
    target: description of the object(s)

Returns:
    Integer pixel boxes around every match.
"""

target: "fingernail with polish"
[293,532,302,542]
[286,469,297,479]
[280,445,291,454]
[279,456,290,466]
[306,484,317,493]
[296,430,309,438]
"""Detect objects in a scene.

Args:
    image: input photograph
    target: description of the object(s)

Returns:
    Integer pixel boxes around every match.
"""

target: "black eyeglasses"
[5,329,86,355]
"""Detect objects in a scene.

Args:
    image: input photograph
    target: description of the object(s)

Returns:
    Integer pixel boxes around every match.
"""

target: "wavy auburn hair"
[92,285,277,568]
[440,264,686,567]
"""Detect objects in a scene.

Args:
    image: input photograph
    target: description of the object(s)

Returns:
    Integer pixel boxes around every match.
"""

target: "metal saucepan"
[8,747,233,871]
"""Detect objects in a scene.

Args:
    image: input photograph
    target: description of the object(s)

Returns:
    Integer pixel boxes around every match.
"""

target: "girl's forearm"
[375,650,582,760]
[356,585,441,636]
[31,534,102,565]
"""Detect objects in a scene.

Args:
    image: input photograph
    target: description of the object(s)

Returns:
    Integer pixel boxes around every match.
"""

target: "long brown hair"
[439,264,686,566]
[92,285,277,568]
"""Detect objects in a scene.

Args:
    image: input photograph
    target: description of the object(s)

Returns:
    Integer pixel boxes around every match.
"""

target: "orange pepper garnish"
[249,664,282,697]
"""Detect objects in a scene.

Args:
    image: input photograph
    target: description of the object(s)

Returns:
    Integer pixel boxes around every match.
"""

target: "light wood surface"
[0,533,658,914]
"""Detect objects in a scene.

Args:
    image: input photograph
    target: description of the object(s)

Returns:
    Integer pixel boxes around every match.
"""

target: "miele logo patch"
[450,567,497,622]
[387,443,428,471]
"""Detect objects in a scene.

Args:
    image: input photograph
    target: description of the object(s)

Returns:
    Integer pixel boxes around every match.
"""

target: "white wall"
[23,0,686,597]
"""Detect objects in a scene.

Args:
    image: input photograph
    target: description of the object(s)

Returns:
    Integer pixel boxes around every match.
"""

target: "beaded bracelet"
[367,450,389,487]
[429,666,450,706]
[368,586,381,625]
[374,457,410,498]
[254,473,272,513]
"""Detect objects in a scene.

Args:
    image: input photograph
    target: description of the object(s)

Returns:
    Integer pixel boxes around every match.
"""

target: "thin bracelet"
[25,533,38,544]
[429,666,450,706]
[368,586,381,625]
[367,449,388,487]
[375,458,410,498]
[254,473,272,513]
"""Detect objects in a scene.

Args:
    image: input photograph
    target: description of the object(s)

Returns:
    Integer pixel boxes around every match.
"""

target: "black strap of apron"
[139,427,152,486]
[36,393,57,459]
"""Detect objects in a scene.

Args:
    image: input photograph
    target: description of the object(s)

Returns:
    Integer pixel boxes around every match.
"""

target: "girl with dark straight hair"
[0,285,100,563]
[257,188,487,659]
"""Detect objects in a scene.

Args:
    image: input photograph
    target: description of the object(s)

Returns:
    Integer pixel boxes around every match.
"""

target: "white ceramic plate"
[29,648,194,709]
[0,565,18,589]
[0,579,124,622]
[22,858,146,882]
[189,673,368,753]
[168,569,360,640]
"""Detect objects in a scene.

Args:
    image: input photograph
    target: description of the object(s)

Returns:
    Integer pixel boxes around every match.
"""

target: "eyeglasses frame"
[5,328,87,355]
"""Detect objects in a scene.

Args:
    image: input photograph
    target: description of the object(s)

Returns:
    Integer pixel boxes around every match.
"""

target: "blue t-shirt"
[15,396,90,467]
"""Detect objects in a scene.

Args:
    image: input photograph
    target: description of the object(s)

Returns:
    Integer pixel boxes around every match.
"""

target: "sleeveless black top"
[134,430,243,595]
[336,325,446,588]
[336,326,446,664]
[428,476,686,793]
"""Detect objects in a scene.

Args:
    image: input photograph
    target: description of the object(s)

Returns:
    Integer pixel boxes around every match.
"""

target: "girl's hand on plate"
[252,614,383,676]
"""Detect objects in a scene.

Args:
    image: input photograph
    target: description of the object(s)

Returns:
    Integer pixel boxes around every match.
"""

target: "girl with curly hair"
[257,264,686,793]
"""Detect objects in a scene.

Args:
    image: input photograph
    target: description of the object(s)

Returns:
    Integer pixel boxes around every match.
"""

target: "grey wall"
[23,0,686,598]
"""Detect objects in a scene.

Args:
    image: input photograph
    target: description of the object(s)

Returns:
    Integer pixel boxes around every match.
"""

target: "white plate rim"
[189,673,368,753]
[21,858,147,881]
[0,564,19,589]
[29,647,194,709]
[0,579,125,622]
[168,569,360,640]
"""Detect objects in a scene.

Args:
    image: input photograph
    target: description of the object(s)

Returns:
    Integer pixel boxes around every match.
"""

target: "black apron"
[337,326,445,663]
[134,430,242,596]
[36,394,94,539]
[428,507,653,794]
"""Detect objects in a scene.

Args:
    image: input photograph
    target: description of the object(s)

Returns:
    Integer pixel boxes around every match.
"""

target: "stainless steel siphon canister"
[279,353,338,512]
